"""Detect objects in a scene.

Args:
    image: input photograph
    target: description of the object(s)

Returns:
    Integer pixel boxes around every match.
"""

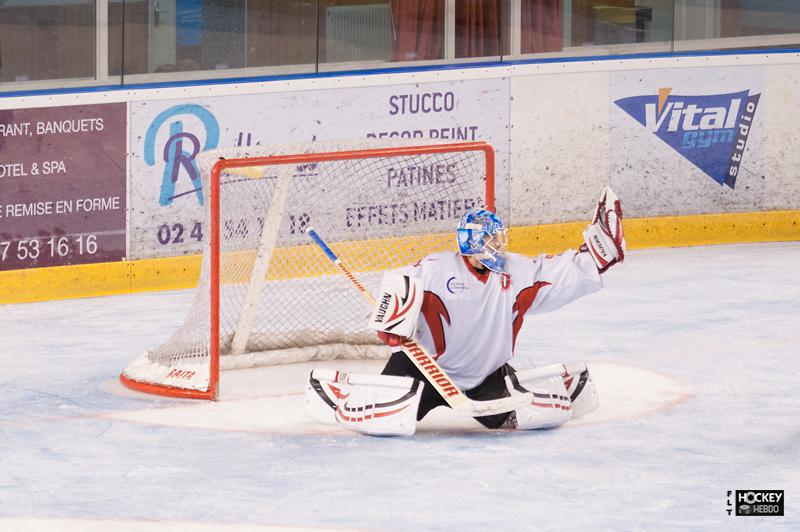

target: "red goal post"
[120,141,496,400]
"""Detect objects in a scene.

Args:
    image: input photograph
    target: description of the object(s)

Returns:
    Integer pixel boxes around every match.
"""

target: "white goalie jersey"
[396,250,602,390]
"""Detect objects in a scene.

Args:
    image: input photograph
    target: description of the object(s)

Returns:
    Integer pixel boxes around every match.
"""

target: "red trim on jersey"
[421,291,450,358]
[511,281,551,351]
[461,255,490,284]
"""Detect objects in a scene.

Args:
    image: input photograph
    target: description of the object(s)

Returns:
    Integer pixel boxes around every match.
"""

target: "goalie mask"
[456,208,507,272]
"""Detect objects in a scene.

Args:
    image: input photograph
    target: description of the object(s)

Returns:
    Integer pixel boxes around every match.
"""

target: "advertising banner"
[0,104,127,271]
[611,66,765,216]
[129,78,509,259]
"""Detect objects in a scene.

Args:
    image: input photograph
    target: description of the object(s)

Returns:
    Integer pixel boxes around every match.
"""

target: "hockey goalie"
[306,187,626,435]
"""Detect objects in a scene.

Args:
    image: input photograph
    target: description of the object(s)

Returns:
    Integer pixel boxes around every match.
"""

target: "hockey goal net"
[120,141,495,399]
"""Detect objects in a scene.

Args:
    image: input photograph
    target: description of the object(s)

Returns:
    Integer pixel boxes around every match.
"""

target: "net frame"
[120,141,495,400]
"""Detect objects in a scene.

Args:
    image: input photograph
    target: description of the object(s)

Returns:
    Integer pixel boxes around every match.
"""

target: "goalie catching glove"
[369,272,424,347]
[583,186,626,273]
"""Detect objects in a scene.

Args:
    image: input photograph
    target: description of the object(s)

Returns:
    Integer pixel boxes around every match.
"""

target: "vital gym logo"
[726,490,784,516]
[614,88,760,189]
[143,104,220,206]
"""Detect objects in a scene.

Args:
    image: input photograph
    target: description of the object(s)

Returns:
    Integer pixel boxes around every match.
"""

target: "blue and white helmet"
[456,208,508,272]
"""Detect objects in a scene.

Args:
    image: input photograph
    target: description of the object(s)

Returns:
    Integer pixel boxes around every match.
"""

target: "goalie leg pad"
[561,361,600,418]
[305,368,348,427]
[505,374,573,430]
[506,361,599,428]
[305,369,422,436]
[511,362,599,421]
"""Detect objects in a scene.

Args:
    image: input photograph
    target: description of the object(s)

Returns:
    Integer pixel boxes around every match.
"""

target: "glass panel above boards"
[1,1,799,94]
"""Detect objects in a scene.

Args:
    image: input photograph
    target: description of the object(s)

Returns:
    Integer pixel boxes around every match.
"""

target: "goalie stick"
[305,227,534,417]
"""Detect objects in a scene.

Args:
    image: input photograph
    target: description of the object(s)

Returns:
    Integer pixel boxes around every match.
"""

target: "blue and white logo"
[144,104,220,206]
[446,276,467,294]
[615,88,760,189]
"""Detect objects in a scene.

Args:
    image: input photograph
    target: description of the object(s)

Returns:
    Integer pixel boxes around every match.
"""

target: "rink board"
[1,209,798,304]
[4,51,800,305]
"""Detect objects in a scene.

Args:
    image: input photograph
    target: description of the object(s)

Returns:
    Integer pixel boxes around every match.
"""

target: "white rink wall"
[509,53,800,224]
[117,51,800,260]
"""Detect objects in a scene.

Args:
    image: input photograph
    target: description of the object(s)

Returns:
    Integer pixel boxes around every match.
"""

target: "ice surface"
[1,243,798,531]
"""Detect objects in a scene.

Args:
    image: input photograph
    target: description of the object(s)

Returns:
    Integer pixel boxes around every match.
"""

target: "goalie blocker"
[369,272,424,346]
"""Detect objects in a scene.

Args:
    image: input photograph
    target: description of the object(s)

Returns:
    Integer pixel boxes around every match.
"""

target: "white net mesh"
[122,141,492,396]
